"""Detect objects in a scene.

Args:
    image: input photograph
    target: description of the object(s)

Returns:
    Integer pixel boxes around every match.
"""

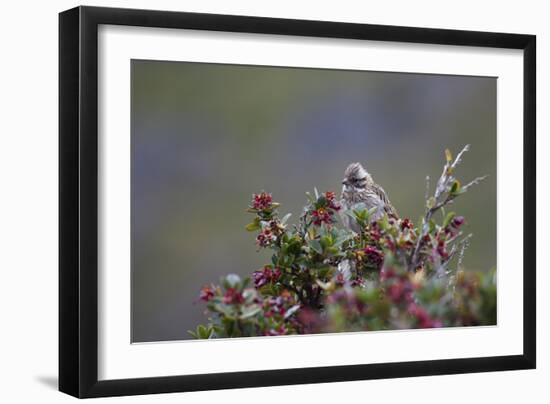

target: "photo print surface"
[131,60,496,343]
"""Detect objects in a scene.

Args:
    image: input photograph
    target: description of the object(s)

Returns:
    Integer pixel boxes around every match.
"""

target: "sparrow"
[340,162,398,233]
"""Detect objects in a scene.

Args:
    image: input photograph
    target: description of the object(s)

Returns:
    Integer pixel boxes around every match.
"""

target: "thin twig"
[462,175,489,192]
[456,233,472,270]
[407,145,483,272]
[450,144,470,171]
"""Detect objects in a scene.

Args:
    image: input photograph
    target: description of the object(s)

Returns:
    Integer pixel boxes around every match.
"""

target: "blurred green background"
[131,60,496,342]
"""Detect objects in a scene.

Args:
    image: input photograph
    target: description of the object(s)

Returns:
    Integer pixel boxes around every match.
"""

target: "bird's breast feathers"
[340,186,397,226]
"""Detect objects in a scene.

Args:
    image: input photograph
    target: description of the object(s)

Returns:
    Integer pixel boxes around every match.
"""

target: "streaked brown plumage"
[340,162,398,232]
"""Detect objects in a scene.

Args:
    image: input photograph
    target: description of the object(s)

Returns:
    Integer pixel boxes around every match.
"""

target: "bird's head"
[342,162,371,193]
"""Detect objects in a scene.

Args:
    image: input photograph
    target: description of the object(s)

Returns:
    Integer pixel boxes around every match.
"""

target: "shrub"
[189,146,496,339]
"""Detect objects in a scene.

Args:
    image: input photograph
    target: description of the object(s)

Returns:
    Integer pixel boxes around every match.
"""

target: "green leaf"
[316,279,333,291]
[333,234,349,248]
[320,235,331,248]
[239,304,262,320]
[281,242,288,254]
[194,324,213,339]
[309,239,323,255]
[445,148,453,163]
[326,246,338,255]
[442,211,456,228]
[379,214,390,230]
[222,317,236,336]
[242,288,256,304]
[450,180,461,195]
[224,273,241,289]
[213,303,234,317]
[245,218,261,231]
[316,265,334,279]
[352,209,364,220]
[259,283,278,296]
[314,187,320,199]
[316,195,327,208]
[286,238,302,255]
[281,213,292,225]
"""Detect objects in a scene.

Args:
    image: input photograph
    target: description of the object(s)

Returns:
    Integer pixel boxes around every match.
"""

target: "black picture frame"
[59,5,536,398]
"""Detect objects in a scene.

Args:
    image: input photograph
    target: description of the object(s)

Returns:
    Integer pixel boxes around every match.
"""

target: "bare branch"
[456,233,473,270]
[462,175,489,192]
[408,145,481,272]
[450,144,470,171]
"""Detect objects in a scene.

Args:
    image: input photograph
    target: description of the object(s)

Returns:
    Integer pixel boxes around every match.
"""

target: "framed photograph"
[59,6,536,398]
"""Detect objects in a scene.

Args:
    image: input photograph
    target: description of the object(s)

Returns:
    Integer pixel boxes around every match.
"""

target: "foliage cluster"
[190,146,496,339]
